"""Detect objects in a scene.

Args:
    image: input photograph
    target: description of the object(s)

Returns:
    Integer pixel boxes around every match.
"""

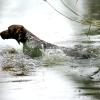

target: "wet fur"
[0,25,58,57]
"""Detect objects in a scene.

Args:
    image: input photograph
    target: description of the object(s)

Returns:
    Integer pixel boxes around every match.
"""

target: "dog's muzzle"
[0,30,11,39]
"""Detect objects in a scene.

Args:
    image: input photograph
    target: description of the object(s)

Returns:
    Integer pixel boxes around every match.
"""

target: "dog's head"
[0,25,27,43]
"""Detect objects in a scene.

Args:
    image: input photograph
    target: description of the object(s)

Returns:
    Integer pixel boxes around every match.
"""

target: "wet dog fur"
[0,24,58,57]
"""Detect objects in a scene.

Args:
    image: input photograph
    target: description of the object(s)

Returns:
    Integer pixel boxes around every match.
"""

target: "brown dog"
[0,24,97,59]
[0,24,58,57]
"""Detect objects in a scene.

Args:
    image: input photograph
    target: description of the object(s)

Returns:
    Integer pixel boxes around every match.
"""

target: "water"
[0,0,100,100]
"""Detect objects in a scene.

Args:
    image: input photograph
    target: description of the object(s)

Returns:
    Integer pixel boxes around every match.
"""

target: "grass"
[82,29,100,36]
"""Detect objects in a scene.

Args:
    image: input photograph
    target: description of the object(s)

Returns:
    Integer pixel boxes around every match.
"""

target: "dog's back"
[23,30,58,57]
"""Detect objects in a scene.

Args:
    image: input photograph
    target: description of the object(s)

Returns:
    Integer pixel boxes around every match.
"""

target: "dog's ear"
[17,26,27,43]
[8,25,27,43]
[8,25,24,34]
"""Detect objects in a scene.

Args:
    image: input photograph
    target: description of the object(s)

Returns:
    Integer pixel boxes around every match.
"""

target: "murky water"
[0,0,100,100]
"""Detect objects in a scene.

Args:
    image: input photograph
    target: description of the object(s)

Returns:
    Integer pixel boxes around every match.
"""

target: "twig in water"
[60,0,80,16]
[90,68,100,77]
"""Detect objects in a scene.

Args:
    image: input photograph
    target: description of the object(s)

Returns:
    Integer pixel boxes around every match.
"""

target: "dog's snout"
[0,30,10,39]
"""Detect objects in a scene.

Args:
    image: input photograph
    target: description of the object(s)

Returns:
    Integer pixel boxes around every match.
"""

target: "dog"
[0,24,59,57]
[1,25,100,77]
[0,24,97,59]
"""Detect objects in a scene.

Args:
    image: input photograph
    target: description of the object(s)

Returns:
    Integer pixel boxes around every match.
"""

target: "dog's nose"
[0,31,3,36]
[0,31,2,36]
[0,31,3,35]
[0,30,9,39]
[0,33,1,36]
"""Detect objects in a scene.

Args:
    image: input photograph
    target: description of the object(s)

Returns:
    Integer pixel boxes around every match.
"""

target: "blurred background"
[0,0,100,100]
